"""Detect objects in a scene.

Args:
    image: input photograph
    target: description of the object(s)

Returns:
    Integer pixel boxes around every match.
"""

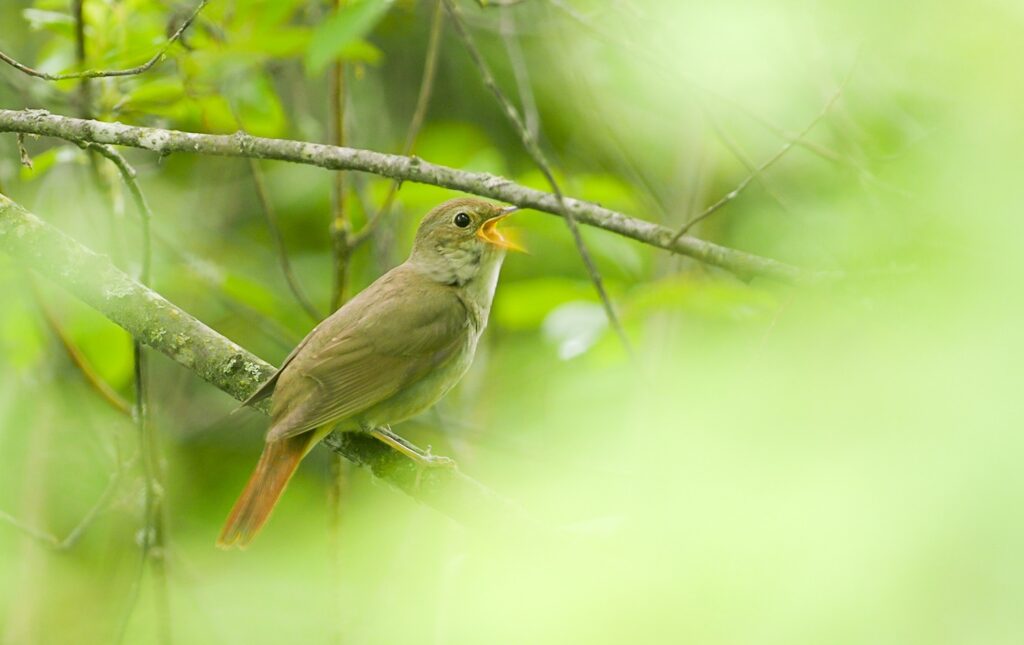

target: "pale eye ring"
[454,212,471,228]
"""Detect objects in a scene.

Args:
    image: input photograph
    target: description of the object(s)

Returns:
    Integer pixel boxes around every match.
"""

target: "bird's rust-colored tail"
[217,434,312,549]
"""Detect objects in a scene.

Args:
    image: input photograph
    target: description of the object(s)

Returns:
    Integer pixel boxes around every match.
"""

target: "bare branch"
[247,158,322,321]
[701,106,793,215]
[0,109,828,283]
[444,0,632,353]
[543,0,883,187]
[0,0,211,82]
[30,279,132,416]
[500,9,539,140]
[328,15,351,312]
[675,77,850,239]
[0,468,123,550]
[71,0,93,118]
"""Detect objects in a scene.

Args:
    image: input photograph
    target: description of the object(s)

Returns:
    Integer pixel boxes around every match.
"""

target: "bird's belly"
[358,335,478,427]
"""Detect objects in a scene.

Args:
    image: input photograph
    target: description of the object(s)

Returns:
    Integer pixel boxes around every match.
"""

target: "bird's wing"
[265,268,470,441]
[236,320,324,409]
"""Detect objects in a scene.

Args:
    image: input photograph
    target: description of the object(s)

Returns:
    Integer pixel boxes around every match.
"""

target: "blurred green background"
[1,0,1022,643]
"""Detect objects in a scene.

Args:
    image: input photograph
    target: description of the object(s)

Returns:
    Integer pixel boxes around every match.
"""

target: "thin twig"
[348,0,445,250]
[328,3,350,312]
[0,0,211,81]
[29,278,132,416]
[701,106,793,217]
[247,158,322,321]
[536,5,674,224]
[327,3,352,640]
[223,89,322,322]
[71,0,93,117]
[76,143,153,280]
[499,9,539,140]
[543,0,881,185]
[674,77,850,240]
[0,468,123,549]
[444,0,633,353]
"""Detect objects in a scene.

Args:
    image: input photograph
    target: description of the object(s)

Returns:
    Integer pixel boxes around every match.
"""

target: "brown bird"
[218,197,520,548]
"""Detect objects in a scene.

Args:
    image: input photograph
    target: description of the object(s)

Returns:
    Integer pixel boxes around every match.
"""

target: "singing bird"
[218,197,520,548]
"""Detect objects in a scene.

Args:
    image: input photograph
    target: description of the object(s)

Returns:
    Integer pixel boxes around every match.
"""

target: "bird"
[217,197,520,548]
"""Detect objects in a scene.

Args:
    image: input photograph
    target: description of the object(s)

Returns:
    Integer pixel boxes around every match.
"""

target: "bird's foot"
[369,427,457,470]
[419,445,456,469]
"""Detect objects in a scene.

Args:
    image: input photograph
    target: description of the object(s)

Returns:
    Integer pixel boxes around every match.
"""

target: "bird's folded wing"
[266,274,469,441]
[237,319,324,409]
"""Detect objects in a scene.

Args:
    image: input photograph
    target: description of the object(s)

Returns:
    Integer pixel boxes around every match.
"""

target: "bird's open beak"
[477,206,525,252]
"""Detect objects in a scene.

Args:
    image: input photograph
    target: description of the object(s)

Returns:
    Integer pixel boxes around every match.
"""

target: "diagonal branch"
[0,467,123,550]
[0,193,531,530]
[700,105,793,217]
[0,108,829,283]
[0,0,211,82]
[499,9,539,140]
[444,0,631,351]
[247,158,322,321]
[30,278,132,416]
[225,101,322,322]
[675,81,849,239]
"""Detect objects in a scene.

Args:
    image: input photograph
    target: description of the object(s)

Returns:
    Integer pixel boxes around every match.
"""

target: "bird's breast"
[359,331,479,427]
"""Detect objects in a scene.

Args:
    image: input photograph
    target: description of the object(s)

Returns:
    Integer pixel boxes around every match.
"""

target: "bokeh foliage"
[1,0,1022,643]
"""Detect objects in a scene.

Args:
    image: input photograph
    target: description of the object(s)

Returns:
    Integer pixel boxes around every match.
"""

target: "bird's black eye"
[454,212,471,228]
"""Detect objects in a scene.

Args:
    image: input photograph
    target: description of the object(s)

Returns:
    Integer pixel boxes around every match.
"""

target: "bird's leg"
[369,426,456,469]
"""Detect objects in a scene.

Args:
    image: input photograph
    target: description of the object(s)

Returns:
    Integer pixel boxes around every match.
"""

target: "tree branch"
[676,78,850,238]
[30,278,132,416]
[247,158,322,321]
[445,0,632,353]
[0,108,829,283]
[0,0,211,82]
[0,193,530,530]
[328,19,351,313]
[0,467,123,549]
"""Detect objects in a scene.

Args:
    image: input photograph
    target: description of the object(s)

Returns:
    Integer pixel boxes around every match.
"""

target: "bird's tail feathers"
[216,434,311,549]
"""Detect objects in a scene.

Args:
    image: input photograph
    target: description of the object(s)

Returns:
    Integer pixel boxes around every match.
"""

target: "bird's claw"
[420,445,456,469]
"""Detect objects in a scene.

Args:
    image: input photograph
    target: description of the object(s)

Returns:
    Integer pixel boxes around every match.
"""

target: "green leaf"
[305,0,392,75]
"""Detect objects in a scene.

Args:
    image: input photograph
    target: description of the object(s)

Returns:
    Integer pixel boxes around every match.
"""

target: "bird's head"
[409,197,521,286]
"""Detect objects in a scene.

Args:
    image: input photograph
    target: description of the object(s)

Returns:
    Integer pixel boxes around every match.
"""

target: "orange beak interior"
[477,208,525,252]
